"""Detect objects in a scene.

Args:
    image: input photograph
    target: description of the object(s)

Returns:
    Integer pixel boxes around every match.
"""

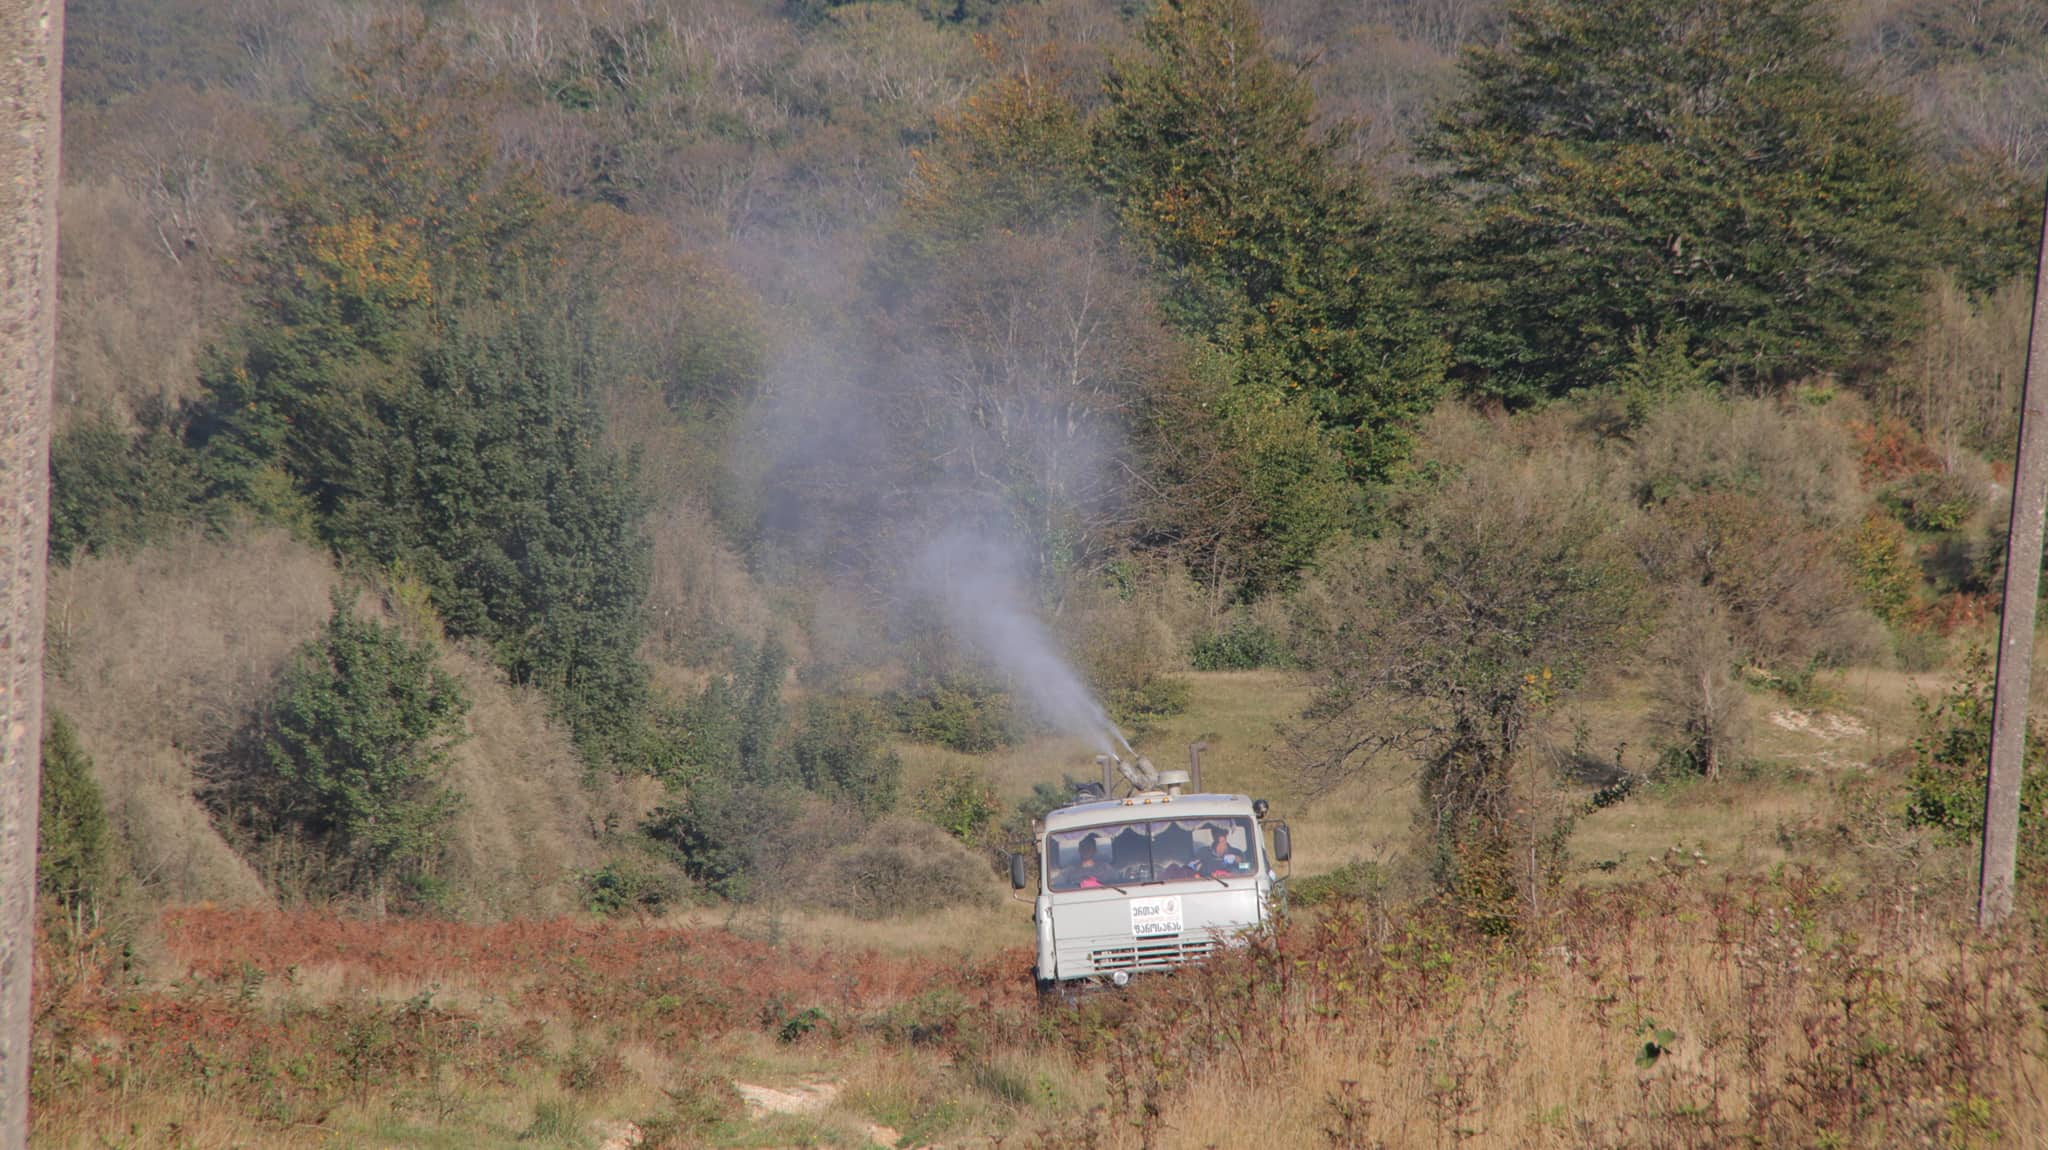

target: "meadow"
[33,666,2048,1149]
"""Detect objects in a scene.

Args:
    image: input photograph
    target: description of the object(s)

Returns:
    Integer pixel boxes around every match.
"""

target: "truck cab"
[1015,775,1289,990]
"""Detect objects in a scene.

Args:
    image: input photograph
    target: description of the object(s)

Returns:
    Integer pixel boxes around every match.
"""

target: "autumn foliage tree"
[182,23,654,764]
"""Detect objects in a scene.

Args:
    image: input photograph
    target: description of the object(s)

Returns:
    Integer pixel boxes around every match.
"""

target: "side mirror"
[1009,852,1030,891]
[1271,824,1292,863]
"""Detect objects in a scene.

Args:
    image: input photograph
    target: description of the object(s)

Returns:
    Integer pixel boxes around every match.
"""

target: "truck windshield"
[1046,816,1257,891]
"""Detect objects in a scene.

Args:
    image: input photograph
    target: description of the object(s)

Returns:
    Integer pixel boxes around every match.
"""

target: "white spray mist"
[917,526,1133,758]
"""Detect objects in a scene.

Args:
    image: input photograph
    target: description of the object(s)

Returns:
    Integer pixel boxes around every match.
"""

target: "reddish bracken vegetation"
[152,907,1039,1051]
[1852,417,1944,483]
[33,871,2048,1148]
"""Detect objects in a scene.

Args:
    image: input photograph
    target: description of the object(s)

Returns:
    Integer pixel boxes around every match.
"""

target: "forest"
[28,0,2048,1146]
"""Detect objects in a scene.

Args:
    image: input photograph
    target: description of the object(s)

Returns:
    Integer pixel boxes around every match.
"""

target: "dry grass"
[439,650,638,920]
[45,528,338,904]
[1107,875,2048,1149]
[642,495,774,665]
[666,898,1034,957]
[46,527,621,918]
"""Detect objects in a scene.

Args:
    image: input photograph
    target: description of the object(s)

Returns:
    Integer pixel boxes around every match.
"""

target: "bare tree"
[1287,456,1642,921]
[1646,586,1747,780]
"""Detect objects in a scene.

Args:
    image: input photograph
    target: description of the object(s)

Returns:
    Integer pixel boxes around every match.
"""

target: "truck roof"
[1042,791,1256,832]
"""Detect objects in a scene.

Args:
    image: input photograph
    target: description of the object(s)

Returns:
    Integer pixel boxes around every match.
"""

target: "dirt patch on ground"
[735,1080,903,1147]
[1767,709,1869,741]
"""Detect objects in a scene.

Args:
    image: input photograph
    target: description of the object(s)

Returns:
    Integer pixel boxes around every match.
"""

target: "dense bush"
[1189,620,1285,670]
[650,787,993,916]
[1287,859,1386,909]
[789,696,902,816]
[1105,675,1192,728]
[580,852,685,918]
[912,764,1005,844]
[645,783,811,903]
[1905,648,2048,872]
[1846,513,1922,627]
[885,678,1022,753]
[1881,470,1983,533]
[803,818,996,920]
[652,641,790,786]
[48,415,212,564]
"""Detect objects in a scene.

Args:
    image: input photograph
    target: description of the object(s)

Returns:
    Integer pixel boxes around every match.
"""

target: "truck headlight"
[1110,971,1130,988]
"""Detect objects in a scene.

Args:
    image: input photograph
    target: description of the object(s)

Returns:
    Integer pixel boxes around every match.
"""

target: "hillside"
[29,0,2048,1145]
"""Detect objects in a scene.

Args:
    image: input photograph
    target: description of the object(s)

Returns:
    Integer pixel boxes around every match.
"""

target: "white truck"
[1009,751,1290,991]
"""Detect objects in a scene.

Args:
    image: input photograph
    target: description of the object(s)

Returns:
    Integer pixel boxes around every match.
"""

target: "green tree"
[37,711,113,910]
[737,639,790,783]
[317,317,652,763]
[48,410,213,564]
[257,591,468,911]
[1095,0,1446,482]
[1424,0,1943,403]
[790,697,902,815]
[180,27,656,765]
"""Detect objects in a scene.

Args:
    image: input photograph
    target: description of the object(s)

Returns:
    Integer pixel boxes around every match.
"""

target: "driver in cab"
[1065,835,1111,888]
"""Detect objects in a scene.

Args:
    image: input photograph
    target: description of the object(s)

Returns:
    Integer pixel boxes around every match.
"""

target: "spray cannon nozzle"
[1117,756,1158,792]
[1093,753,1191,797]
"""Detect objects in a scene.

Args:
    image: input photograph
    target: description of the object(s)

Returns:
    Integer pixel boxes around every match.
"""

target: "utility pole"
[1982,176,2048,930]
[0,0,63,1142]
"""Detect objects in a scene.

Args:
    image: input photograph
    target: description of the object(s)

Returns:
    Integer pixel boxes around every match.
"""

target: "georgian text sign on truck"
[1129,896,1183,938]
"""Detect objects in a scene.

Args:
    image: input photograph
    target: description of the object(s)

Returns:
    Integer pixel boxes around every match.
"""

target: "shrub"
[644,783,810,902]
[642,1068,744,1142]
[803,817,995,920]
[1631,393,1860,528]
[37,711,114,910]
[885,678,1021,753]
[580,855,684,918]
[1106,674,1191,728]
[912,764,1004,844]
[1189,620,1285,670]
[1881,470,1982,533]
[1846,512,1920,626]
[1904,648,2048,872]
[789,696,901,815]
[1289,860,1385,909]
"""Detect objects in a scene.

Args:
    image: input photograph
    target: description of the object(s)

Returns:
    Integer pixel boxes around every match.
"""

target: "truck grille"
[1089,938,1215,971]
